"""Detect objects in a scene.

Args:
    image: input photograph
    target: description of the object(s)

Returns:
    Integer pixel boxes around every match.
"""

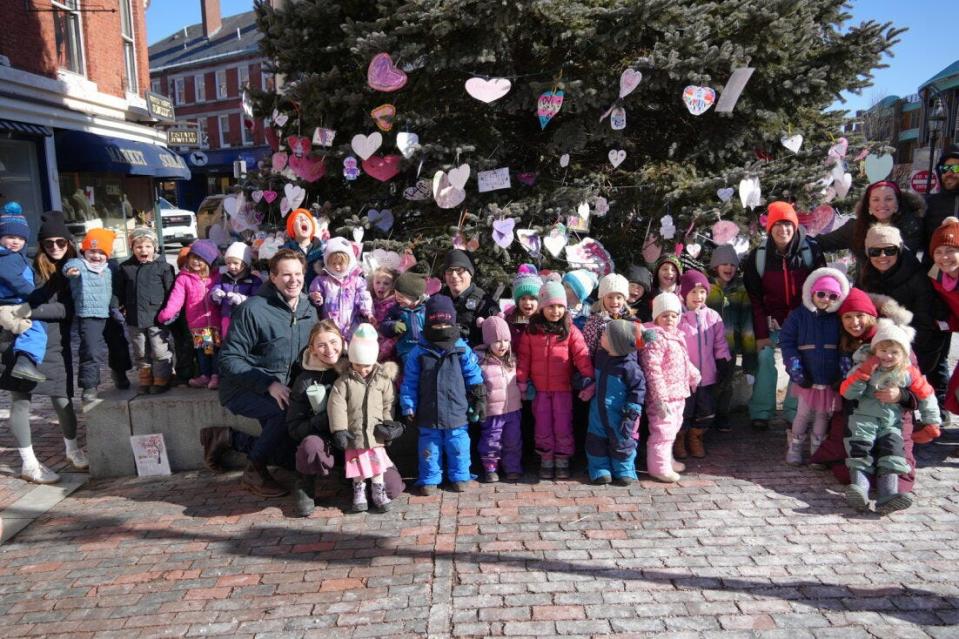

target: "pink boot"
[188,375,210,388]
[207,374,219,390]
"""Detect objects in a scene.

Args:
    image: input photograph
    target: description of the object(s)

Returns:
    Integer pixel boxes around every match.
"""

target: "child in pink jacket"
[477,316,523,482]
[157,240,222,390]
[676,270,731,460]
[517,281,594,480]
[640,292,701,483]
[308,237,373,340]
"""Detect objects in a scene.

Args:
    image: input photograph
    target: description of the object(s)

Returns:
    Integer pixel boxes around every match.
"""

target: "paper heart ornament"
[368,208,394,233]
[208,222,231,247]
[370,104,397,132]
[433,170,466,209]
[821,186,837,204]
[517,229,541,257]
[716,187,735,203]
[682,85,716,115]
[543,224,568,258]
[492,218,516,249]
[262,190,278,204]
[280,197,291,217]
[362,248,404,276]
[223,195,240,218]
[516,172,537,186]
[685,242,702,259]
[425,277,443,296]
[403,178,432,201]
[619,69,643,98]
[396,132,419,159]
[465,77,512,103]
[608,149,626,168]
[781,134,803,154]
[251,190,264,203]
[711,220,740,245]
[312,127,336,147]
[565,238,615,276]
[739,176,761,209]
[797,204,836,237]
[828,137,849,159]
[642,235,662,264]
[610,107,626,130]
[864,153,894,183]
[287,135,311,157]
[271,152,288,173]
[577,202,590,219]
[271,108,288,127]
[830,161,847,184]
[289,154,326,182]
[351,132,383,161]
[559,153,570,168]
[362,155,401,182]
[447,164,470,190]
[352,227,365,243]
[592,197,609,217]
[256,233,284,261]
[367,53,407,92]
[452,233,480,252]
[284,183,306,211]
[537,89,564,129]
[833,172,852,199]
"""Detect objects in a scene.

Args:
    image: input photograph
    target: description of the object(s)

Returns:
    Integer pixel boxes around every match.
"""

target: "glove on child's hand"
[467,384,487,423]
[578,383,596,402]
[858,356,881,379]
[394,320,407,334]
[524,380,537,401]
[786,357,809,387]
[109,308,125,324]
[210,288,227,303]
[331,430,352,450]
[226,291,247,306]
[374,421,405,443]
[309,291,324,306]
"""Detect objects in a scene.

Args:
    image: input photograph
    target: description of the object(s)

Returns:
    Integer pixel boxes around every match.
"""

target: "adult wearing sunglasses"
[922,144,959,264]
[0,211,87,483]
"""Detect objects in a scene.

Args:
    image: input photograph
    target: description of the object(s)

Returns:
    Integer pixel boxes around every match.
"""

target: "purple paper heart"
[492,218,515,249]
[367,53,408,92]
[368,208,394,233]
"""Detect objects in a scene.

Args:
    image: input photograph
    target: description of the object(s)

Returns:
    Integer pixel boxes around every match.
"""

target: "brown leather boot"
[673,432,688,459]
[137,367,153,393]
[688,428,706,458]
[150,377,170,394]
[199,426,231,472]
[241,461,288,497]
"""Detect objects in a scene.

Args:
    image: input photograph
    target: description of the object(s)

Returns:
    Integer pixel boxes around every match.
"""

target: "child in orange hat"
[282,208,325,286]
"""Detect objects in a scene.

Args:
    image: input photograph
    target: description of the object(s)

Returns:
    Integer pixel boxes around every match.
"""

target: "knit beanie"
[129,226,158,248]
[709,244,740,269]
[652,292,683,319]
[188,238,219,266]
[864,224,902,249]
[512,264,542,302]
[654,254,683,279]
[562,269,597,303]
[442,249,475,276]
[348,323,379,366]
[810,274,843,296]
[605,319,637,357]
[481,315,511,346]
[598,273,629,299]
[679,269,710,300]
[394,270,427,300]
[425,294,457,327]
[539,280,568,308]
[0,202,30,240]
[625,264,653,289]
[82,228,116,257]
[766,201,798,231]
[286,208,316,240]
[871,317,915,357]
[224,241,253,266]
[837,287,878,317]
[930,217,959,256]
[38,210,72,242]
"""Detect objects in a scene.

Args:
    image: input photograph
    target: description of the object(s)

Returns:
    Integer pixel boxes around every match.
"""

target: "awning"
[54,130,191,179]
[0,119,52,137]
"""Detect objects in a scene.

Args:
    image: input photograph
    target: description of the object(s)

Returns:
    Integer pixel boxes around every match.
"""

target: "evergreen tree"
[246,0,900,285]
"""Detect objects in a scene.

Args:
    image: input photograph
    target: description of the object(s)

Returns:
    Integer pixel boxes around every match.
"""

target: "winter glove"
[578,382,596,402]
[715,358,733,380]
[856,355,881,381]
[467,384,487,423]
[912,423,941,444]
[524,380,537,401]
[109,307,125,324]
[331,430,352,450]
[401,412,416,428]
[785,356,809,388]
[210,288,227,303]
[394,320,407,335]
[226,291,248,306]
[374,420,406,443]
[640,328,657,344]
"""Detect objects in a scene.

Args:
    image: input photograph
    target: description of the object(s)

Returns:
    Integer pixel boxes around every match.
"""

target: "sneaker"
[877,493,913,515]
[81,388,98,403]
[352,481,368,512]
[66,448,89,470]
[188,375,210,388]
[370,482,391,512]
[592,475,612,485]
[21,463,60,484]
[10,356,46,382]
[483,471,499,483]
[449,481,470,492]
[207,374,219,390]
[845,484,869,512]
[111,370,130,390]
[419,484,438,496]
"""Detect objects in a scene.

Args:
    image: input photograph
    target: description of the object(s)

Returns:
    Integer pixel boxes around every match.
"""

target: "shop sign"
[167,129,199,147]
[146,92,176,122]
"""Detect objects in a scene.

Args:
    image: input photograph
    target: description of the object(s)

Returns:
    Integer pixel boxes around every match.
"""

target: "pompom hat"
[0,202,30,240]
[598,273,629,299]
[512,264,543,302]
[837,287,878,318]
[348,323,380,366]
[929,216,959,256]
[871,317,915,357]
[539,280,568,308]
[561,269,597,303]
[652,292,683,319]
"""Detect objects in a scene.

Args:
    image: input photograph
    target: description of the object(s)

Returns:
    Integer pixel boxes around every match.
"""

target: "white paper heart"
[353,227,364,243]
[543,225,568,258]
[280,197,291,217]
[593,197,609,217]
[432,170,466,209]
[284,183,306,210]
[717,187,735,203]
[781,134,803,154]
[350,132,383,161]
[251,190,264,203]
[559,153,570,168]
[272,108,288,127]
[465,77,512,103]
[608,149,626,168]
[619,69,643,99]
[447,164,470,190]
[516,229,541,257]
[223,195,239,218]
[396,131,419,159]
[739,176,761,209]
[834,172,852,199]
[682,85,716,116]
[864,153,894,183]
[685,242,702,258]
[577,202,590,219]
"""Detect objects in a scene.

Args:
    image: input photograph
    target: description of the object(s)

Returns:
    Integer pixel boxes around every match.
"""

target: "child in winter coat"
[115,227,175,393]
[582,273,636,358]
[157,240,222,390]
[64,228,117,402]
[380,270,428,365]
[283,207,325,286]
[840,319,940,514]
[399,295,485,494]
[504,264,542,349]
[477,316,523,482]
[705,244,757,429]
[210,242,262,338]
[640,293,701,483]
[0,203,46,382]
[653,255,683,296]
[369,264,398,360]
[309,237,373,340]
[676,270,731,460]
[517,281,595,480]
[562,269,598,331]
[626,264,654,322]
[779,267,849,465]
[328,324,401,513]
[586,320,646,485]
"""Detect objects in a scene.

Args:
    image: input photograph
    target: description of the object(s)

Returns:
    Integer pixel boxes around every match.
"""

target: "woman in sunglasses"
[0,211,87,483]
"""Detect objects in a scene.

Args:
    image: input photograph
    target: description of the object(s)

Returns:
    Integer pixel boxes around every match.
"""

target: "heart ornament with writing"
[682,85,716,115]
[619,69,642,98]
[362,155,401,182]
[864,153,894,183]
[593,196,609,217]
[312,127,336,147]
[289,154,326,182]
[370,104,397,132]
[452,233,480,252]
[608,149,626,168]
[711,220,740,245]
[642,235,662,264]
[797,204,836,237]
[833,172,852,199]
[271,152,288,173]
[403,178,432,201]
[781,134,803,154]
[543,224,568,258]
[517,229,542,257]
[396,131,419,159]
[271,108,288,128]
[367,53,407,92]
[686,242,702,259]
[447,164,470,190]
[351,132,383,161]
[537,89,564,129]
[465,77,512,103]
[284,183,306,211]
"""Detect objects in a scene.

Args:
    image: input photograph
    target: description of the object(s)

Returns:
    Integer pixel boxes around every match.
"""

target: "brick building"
[0,0,189,253]
[149,0,273,212]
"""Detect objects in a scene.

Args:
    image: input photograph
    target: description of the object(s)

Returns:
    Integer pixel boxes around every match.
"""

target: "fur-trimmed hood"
[866,292,914,327]
[801,267,850,313]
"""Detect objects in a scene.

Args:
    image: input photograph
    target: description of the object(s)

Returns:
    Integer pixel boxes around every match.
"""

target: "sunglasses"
[941,164,959,174]
[814,291,839,301]
[42,239,69,249]
[867,246,899,258]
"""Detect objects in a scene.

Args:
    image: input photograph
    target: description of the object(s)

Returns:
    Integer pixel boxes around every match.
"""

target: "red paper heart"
[289,154,326,182]
[362,155,402,182]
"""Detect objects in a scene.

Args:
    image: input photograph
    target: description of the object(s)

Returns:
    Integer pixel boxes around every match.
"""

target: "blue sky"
[147,0,956,114]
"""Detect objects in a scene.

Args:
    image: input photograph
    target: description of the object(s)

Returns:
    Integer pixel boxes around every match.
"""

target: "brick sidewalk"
[1,413,959,638]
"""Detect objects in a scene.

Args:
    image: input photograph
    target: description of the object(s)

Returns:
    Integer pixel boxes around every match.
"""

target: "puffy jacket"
[328,361,398,450]
[440,284,499,346]
[0,247,33,304]
[157,270,221,330]
[381,302,426,362]
[310,267,373,340]
[923,186,959,265]
[211,270,262,319]
[743,228,826,339]
[115,255,174,328]
[841,360,940,427]
[479,350,521,416]
[860,248,942,339]
[517,322,593,392]
[678,306,731,386]
[218,282,317,406]
[399,337,484,429]
[706,276,757,373]
[62,258,111,318]
[639,324,700,404]
[286,350,341,442]
[588,347,646,449]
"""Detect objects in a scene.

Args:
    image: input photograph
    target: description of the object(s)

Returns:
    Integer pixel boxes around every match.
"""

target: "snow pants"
[585,413,639,482]
[646,398,686,477]
[479,410,522,474]
[13,319,46,365]
[418,425,471,486]
[844,412,909,476]
[748,329,797,422]
[532,390,573,461]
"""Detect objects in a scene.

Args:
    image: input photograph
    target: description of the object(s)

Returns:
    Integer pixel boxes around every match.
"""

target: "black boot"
[11,355,45,382]
[292,472,315,517]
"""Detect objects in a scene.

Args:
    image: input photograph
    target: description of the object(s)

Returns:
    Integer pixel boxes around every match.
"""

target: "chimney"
[201,0,222,39]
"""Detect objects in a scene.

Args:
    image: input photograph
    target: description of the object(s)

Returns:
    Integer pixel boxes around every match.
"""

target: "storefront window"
[0,138,46,241]
[57,172,153,259]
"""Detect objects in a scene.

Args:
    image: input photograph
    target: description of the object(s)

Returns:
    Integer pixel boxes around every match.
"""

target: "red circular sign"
[911,170,939,193]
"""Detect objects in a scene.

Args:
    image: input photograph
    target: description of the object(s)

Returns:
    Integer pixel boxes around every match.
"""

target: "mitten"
[226,291,247,306]
[467,384,486,423]
[857,355,881,380]
[524,380,537,401]
[331,430,352,450]
[912,423,941,444]
[394,320,407,334]
[640,328,657,344]
[578,383,596,402]
[210,288,227,303]
[374,420,405,443]
[109,307,125,324]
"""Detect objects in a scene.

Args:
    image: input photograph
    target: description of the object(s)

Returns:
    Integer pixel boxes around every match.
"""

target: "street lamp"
[927,96,946,193]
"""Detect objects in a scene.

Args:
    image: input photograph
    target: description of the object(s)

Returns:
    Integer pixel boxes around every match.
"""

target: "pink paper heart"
[262,190,278,204]
[362,155,402,182]
[711,220,740,245]
[289,154,326,182]
[492,218,515,249]
[272,152,288,172]
[367,53,408,92]
[516,172,537,186]
[796,204,836,237]
[426,277,442,296]
[286,135,311,157]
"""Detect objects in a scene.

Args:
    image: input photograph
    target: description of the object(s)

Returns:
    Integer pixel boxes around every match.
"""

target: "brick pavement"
[2,407,959,638]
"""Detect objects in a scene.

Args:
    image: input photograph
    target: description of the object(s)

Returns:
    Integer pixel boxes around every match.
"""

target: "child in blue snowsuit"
[399,295,485,494]
[586,319,646,485]
[0,202,46,382]
[380,270,427,365]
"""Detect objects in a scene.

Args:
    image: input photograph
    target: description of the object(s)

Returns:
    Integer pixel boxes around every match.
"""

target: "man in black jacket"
[438,249,499,346]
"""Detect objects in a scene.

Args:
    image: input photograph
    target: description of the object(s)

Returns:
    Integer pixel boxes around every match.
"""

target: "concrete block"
[86,388,137,478]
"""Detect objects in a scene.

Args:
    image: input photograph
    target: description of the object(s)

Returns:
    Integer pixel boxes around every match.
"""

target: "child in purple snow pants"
[477,316,523,481]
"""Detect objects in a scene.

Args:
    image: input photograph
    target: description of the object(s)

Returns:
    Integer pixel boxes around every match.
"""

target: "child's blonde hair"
[870,339,909,386]
[188,255,210,278]
[326,251,350,269]
[368,265,398,296]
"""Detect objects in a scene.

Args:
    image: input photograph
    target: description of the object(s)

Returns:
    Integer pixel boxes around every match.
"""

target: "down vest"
[517,323,593,392]
[63,258,111,318]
